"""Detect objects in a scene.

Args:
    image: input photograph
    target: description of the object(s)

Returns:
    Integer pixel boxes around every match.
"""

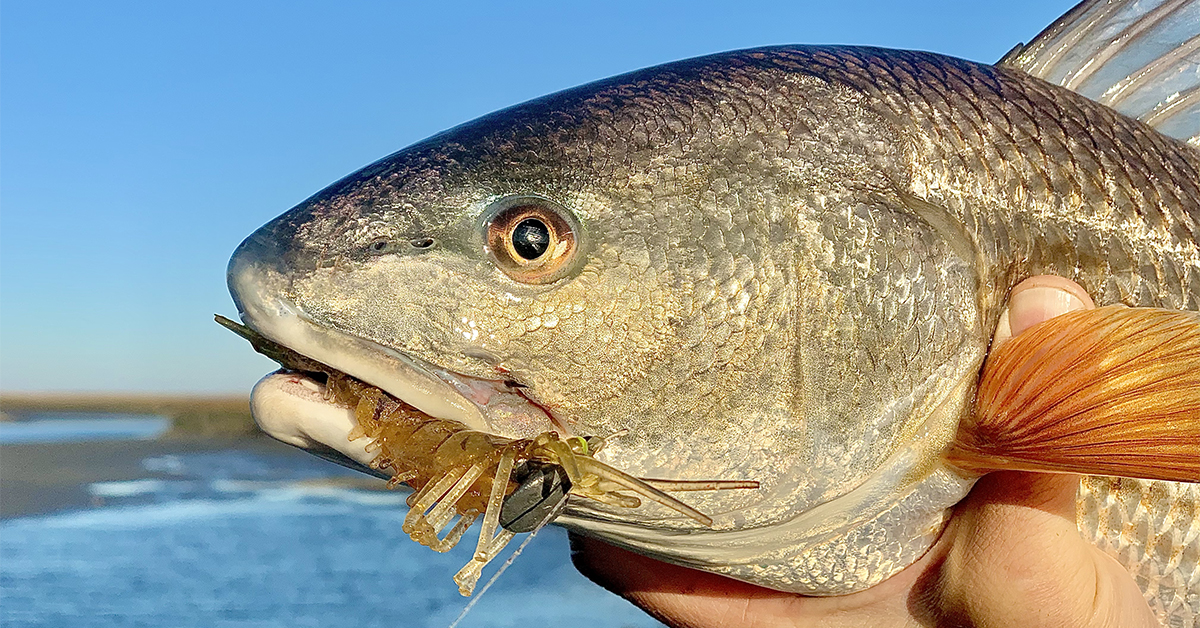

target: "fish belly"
[1078,477,1199,627]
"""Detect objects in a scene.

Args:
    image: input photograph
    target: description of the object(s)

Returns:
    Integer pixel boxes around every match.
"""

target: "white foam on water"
[240,482,410,506]
[209,479,277,492]
[141,454,186,474]
[89,479,167,498]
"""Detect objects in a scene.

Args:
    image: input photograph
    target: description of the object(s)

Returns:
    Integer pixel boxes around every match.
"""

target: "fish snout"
[226,222,299,329]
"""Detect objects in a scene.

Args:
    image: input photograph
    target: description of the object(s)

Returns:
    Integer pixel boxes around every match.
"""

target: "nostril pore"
[410,237,435,249]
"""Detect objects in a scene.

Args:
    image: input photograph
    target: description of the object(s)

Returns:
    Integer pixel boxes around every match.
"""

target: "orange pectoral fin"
[947,306,1200,483]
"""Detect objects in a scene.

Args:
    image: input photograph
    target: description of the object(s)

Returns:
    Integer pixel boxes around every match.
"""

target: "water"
[0,441,663,628]
[0,413,170,444]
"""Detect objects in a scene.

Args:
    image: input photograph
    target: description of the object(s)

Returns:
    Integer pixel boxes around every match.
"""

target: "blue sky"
[1,0,1075,394]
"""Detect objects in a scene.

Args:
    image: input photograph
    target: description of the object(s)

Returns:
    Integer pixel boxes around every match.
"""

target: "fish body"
[226,4,1200,625]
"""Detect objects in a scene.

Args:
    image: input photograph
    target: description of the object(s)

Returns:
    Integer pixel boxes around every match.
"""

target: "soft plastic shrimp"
[216,315,758,595]
[327,372,758,594]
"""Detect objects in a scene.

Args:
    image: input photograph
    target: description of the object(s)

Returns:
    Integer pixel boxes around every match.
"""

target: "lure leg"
[405,464,484,551]
[454,451,518,596]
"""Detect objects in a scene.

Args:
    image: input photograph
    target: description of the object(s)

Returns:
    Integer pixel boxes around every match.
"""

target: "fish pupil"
[512,218,550,260]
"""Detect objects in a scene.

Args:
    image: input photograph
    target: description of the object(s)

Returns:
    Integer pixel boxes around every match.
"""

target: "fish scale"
[827,36,1199,627]
[1080,479,1200,627]
[806,47,1200,622]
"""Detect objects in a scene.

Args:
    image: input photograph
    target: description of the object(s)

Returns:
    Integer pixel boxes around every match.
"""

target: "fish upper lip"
[236,294,569,440]
[236,294,492,433]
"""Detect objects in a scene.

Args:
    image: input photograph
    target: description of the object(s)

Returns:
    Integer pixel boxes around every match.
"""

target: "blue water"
[0,446,663,628]
[0,413,169,444]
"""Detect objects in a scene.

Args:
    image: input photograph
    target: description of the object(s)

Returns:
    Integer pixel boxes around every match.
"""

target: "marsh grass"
[0,394,257,437]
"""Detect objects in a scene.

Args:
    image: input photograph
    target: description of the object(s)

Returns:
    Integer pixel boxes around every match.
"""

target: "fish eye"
[511,218,549,260]
[484,198,578,284]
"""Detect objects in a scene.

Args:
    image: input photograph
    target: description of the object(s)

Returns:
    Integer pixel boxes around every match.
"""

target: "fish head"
[228,116,704,443]
[229,49,987,594]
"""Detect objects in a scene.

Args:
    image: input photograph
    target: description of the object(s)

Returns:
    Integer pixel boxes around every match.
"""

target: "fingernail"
[1007,286,1088,338]
[993,308,1013,348]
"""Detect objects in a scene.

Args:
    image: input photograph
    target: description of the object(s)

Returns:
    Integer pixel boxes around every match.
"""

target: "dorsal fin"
[999,0,1200,147]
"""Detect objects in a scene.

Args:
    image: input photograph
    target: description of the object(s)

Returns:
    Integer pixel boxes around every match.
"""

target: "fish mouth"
[225,244,564,473]
[228,303,565,469]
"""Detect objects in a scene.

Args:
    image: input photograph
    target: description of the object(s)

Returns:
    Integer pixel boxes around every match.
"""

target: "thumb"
[931,471,1160,628]
[990,275,1094,348]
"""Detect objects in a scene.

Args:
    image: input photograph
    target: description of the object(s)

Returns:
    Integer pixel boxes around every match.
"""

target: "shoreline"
[0,393,257,437]
[0,393,276,519]
[0,434,343,519]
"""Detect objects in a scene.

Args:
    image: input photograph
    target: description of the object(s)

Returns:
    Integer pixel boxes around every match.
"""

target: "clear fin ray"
[1000,0,1200,147]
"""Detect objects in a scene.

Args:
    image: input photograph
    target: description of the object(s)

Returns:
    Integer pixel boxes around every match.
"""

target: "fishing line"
[445,495,566,628]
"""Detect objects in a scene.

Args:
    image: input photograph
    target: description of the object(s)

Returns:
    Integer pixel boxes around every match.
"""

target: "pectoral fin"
[947,305,1200,482]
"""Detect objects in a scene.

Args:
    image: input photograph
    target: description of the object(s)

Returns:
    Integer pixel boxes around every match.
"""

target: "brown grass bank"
[0,393,258,437]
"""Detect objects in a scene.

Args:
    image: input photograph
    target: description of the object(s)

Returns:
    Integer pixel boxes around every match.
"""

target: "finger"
[570,532,930,628]
[570,533,764,628]
[992,275,1094,347]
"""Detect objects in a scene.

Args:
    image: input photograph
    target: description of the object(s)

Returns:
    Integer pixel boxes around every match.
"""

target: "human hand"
[571,276,1161,628]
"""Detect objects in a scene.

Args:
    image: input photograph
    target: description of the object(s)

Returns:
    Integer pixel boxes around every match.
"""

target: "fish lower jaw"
[251,370,377,469]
